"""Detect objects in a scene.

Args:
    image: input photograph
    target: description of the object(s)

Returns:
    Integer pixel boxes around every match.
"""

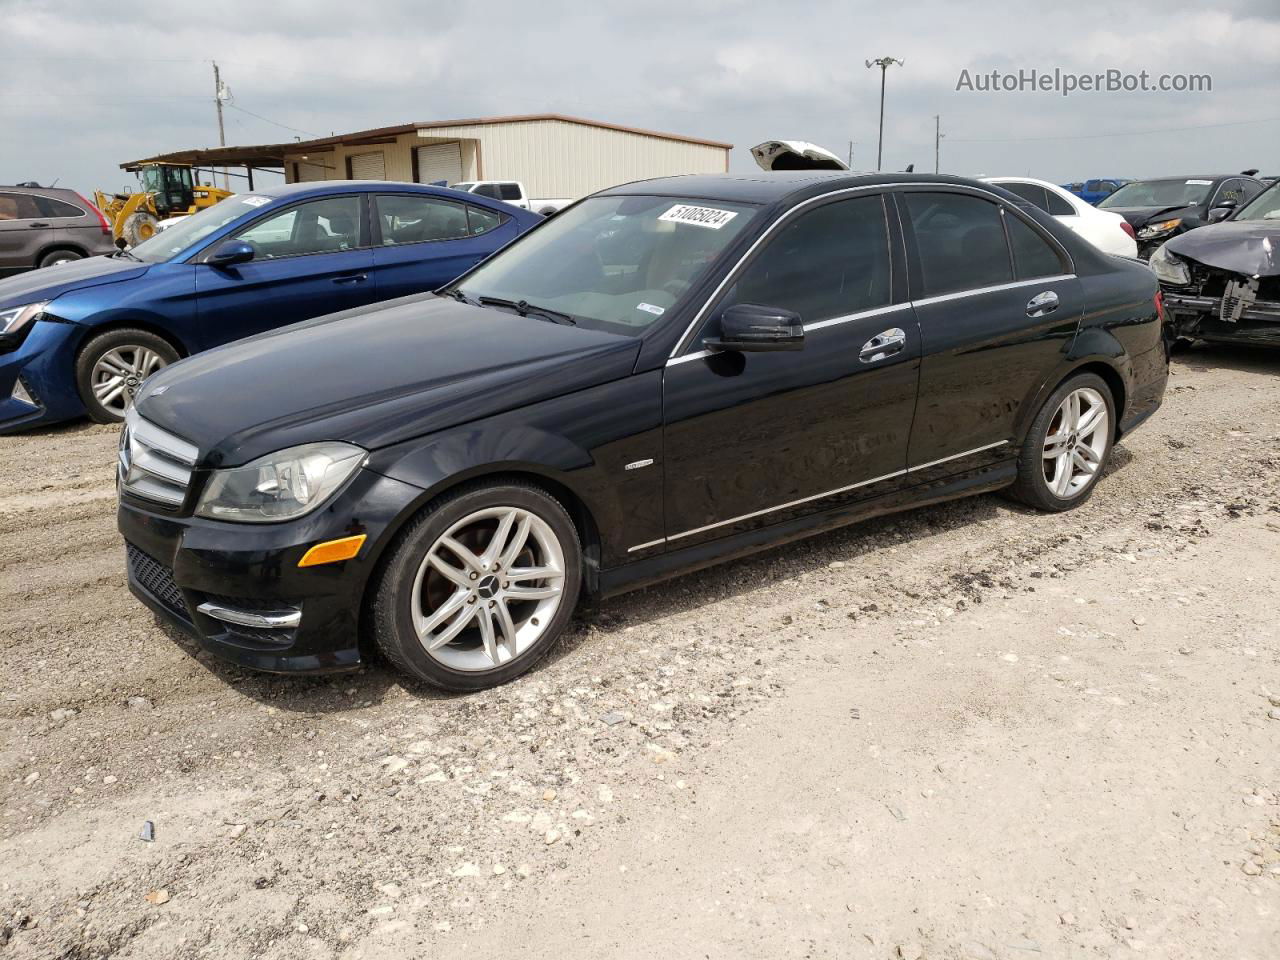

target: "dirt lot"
[2,345,1278,960]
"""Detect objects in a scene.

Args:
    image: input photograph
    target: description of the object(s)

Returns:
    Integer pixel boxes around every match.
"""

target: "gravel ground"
[1,344,1278,960]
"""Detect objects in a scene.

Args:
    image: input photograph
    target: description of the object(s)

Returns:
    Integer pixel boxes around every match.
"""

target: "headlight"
[1149,244,1190,285]
[194,441,365,523]
[1137,218,1182,240]
[0,301,50,336]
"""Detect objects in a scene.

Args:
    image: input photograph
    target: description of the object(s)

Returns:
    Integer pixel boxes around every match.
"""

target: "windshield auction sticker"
[659,204,738,229]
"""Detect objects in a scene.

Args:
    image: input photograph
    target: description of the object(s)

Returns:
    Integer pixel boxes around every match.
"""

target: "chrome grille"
[118,410,198,507]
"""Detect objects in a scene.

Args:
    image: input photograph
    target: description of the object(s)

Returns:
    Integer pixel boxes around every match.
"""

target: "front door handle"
[332,274,368,285]
[860,327,907,363]
[28,222,50,228]
[1026,290,1060,317]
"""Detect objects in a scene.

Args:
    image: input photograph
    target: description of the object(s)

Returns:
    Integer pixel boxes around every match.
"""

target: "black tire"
[1005,372,1116,512]
[38,248,84,269]
[371,481,582,691]
[74,327,180,423]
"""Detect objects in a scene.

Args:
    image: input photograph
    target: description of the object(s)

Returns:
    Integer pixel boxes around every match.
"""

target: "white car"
[984,177,1138,257]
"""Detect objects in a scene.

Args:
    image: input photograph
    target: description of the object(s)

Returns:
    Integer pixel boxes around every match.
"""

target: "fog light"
[298,534,367,568]
[11,377,36,407]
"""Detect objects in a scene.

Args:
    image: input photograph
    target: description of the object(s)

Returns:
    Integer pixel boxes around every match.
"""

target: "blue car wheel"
[74,327,180,423]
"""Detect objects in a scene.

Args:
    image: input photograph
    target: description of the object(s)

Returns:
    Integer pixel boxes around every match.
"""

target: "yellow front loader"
[94,163,233,247]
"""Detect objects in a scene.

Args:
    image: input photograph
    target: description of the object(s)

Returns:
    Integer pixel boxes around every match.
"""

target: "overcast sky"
[1,0,1277,195]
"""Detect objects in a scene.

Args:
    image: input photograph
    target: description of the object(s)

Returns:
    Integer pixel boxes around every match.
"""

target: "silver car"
[0,184,117,276]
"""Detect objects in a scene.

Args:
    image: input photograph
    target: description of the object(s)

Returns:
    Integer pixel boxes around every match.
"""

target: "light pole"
[865,56,904,172]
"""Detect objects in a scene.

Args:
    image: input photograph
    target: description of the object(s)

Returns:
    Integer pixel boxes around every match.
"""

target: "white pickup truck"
[450,181,573,217]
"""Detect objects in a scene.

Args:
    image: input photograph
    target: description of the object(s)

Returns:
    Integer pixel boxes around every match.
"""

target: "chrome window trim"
[625,439,1008,552]
[910,273,1076,309]
[668,180,1060,359]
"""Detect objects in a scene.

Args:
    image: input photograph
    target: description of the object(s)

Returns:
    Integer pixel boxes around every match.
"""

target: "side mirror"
[704,303,804,353]
[207,240,255,268]
[1207,205,1235,223]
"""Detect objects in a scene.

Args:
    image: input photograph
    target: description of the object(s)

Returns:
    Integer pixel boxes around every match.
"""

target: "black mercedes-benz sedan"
[116,172,1169,691]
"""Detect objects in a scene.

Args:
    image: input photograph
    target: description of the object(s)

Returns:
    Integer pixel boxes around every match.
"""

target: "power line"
[950,115,1280,144]
[225,102,318,138]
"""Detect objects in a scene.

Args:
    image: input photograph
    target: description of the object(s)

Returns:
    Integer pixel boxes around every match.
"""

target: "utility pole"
[865,57,903,172]
[212,61,228,190]
[934,115,943,174]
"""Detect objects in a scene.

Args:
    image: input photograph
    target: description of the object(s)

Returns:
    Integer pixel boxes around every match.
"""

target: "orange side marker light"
[298,534,367,568]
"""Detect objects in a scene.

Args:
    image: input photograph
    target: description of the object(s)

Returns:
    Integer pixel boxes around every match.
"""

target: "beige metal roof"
[122,113,732,169]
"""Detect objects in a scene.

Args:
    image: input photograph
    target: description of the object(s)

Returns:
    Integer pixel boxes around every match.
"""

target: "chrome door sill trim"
[624,440,1008,553]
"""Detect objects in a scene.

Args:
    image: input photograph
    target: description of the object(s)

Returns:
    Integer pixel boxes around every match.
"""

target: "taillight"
[1154,291,1166,322]
[77,193,112,236]
[1120,220,1136,240]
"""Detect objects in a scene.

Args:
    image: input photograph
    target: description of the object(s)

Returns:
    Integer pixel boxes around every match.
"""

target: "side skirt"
[595,459,1018,599]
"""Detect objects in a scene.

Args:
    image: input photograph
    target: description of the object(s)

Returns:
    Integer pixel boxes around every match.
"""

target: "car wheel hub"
[91,346,168,415]
[411,506,566,672]
[1042,387,1108,498]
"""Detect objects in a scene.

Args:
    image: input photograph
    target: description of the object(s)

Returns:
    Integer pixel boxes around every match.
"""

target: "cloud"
[0,0,1275,193]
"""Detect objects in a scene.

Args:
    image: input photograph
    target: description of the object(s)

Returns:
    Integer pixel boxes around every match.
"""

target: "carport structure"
[123,114,732,200]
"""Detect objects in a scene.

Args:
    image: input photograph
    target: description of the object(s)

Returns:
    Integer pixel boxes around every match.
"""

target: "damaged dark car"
[1152,180,1280,347]
[1097,172,1266,260]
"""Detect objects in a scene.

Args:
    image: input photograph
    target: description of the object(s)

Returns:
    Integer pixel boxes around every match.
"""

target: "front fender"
[361,371,665,572]
[48,264,198,349]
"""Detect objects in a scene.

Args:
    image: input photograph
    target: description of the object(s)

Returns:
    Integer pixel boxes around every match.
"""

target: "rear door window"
[465,204,506,236]
[34,196,87,219]
[904,192,1013,297]
[723,194,892,324]
[1004,212,1066,280]
[375,194,470,243]
[998,182,1051,212]
[473,184,502,200]
[498,183,523,201]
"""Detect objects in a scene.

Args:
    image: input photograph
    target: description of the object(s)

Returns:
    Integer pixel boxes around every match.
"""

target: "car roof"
[0,184,82,197]
[600,171,1005,205]
[1125,175,1241,183]
[246,180,500,200]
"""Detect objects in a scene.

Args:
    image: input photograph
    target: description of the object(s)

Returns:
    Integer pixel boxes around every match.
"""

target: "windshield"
[128,194,266,262]
[1099,179,1212,209]
[1234,182,1280,221]
[451,195,759,335]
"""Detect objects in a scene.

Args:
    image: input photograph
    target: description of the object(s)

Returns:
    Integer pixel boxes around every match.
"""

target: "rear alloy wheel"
[372,483,581,691]
[38,249,83,268]
[1007,372,1115,511]
[75,328,180,423]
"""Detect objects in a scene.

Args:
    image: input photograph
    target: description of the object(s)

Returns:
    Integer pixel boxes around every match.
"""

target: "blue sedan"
[0,181,542,431]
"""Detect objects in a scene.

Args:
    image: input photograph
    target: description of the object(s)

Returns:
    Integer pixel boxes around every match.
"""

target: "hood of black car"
[1163,220,1280,277]
[135,293,643,466]
[0,255,148,310]
[1103,205,1196,228]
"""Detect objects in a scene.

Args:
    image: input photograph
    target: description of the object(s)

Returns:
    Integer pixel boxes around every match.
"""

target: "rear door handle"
[332,274,368,284]
[860,327,907,363]
[1026,290,1060,317]
[29,222,50,228]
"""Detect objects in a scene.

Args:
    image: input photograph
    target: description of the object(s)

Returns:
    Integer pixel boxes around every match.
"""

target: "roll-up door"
[415,142,463,185]
[350,152,386,180]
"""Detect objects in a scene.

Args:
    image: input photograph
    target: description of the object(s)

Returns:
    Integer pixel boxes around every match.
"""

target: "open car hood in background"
[750,140,850,172]
[1164,221,1280,277]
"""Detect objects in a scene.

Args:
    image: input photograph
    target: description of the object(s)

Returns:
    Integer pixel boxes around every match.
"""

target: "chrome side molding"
[196,601,302,630]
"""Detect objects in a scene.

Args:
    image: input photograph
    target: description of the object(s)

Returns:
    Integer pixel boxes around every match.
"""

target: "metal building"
[124,114,732,201]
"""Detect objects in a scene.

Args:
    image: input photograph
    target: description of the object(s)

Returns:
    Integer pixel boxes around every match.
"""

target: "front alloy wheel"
[372,482,581,690]
[75,327,180,423]
[412,506,566,671]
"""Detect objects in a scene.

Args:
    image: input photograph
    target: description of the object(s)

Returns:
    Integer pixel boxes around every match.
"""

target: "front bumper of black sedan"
[117,468,424,674]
